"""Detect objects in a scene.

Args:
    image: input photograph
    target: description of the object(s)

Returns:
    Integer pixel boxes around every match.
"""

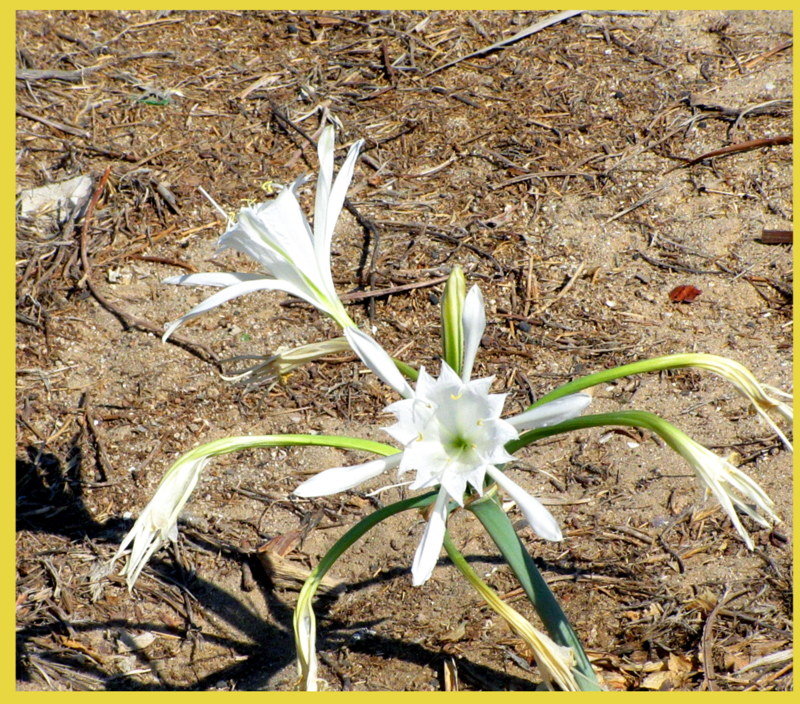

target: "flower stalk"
[112,434,398,589]
[442,531,580,691]
[527,353,792,450]
[293,490,438,690]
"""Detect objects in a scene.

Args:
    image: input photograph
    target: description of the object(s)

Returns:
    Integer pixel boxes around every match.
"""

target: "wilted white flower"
[111,453,210,588]
[669,431,780,549]
[162,126,362,340]
[294,287,591,585]
[220,337,351,388]
[681,354,793,450]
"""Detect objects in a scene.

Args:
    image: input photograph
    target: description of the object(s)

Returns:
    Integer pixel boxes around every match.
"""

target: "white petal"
[467,375,494,398]
[323,138,364,250]
[344,327,413,398]
[383,398,427,445]
[402,440,451,482]
[162,277,317,342]
[314,126,335,237]
[293,455,400,497]
[437,361,463,389]
[414,366,437,398]
[509,393,592,431]
[486,467,562,541]
[411,490,449,586]
[461,285,486,381]
[247,188,315,258]
[313,134,364,299]
[163,272,265,288]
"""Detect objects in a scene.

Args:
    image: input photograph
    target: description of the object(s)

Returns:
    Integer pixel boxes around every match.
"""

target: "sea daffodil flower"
[162,126,362,341]
[294,286,591,585]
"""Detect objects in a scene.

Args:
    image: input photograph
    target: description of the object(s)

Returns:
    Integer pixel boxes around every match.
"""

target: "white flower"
[671,433,779,550]
[162,126,363,340]
[111,453,209,588]
[294,286,591,585]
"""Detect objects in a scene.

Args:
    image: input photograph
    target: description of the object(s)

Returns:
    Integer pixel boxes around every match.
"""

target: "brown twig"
[701,588,734,691]
[132,255,197,272]
[340,275,450,301]
[16,107,90,139]
[675,135,792,170]
[759,230,793,245]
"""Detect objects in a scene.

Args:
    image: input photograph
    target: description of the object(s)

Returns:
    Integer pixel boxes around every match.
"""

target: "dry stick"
[16,107,90,139]
[80,391,115,484]
[606,184,667,223]
[340,274,449,302]
[674,135,792,170]
[759,230,793,245]
[77,167,220,368]
[16,65,105,82]
[687,96,791,120]
[532,261,585,315]
[132,255,197,272]
[701,588,734,691]
[427,9,585,76]
[427,10,649,76]
[741,39,793,68]
[493,170,601,190]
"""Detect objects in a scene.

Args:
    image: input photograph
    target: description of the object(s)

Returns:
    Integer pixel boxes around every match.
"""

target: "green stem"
[303,490,437,590]
[507,409,683,455]
[182,433,399,461]
[467,494,602,690]
[393,357,419,382]
[526,353,736,410]
[294,489,438,687]
[442,531,581,690]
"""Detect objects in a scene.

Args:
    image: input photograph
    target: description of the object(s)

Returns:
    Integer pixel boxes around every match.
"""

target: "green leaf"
[294,489,438,688]
[507,409,682,455]
[467,493,602,690]
[525,353,773,411]
[180,433,399,465]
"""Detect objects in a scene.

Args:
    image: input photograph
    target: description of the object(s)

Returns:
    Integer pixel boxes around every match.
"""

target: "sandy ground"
[16,10,792,691]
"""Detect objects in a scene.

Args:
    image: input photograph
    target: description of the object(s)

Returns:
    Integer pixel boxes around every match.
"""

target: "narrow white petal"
[198,185,232,223]
[411,490,449,586]
[461,285,486,381]
[344,327,413,398]
[315,134,364,297]
[313,125,335,252]
[486,466,562,541]
[162,277,324,342]
[163,272,265,288]
[509,393,592,431]
[293,455,400,497]
[323,138,364,249]
[312,126,335,295]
